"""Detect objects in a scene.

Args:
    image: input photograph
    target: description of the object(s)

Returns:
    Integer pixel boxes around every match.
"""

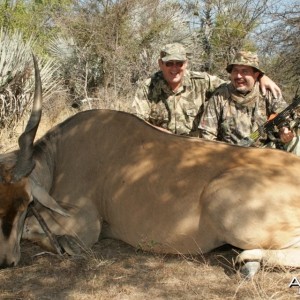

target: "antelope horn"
[14,55,42,181]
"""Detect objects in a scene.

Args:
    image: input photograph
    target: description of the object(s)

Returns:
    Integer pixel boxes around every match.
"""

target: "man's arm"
[132,79,152,120]
[206,74,226,98]
[240,95,300,146]
[198,95,220,140]
[268,94,294,144]
[206,72,281,100]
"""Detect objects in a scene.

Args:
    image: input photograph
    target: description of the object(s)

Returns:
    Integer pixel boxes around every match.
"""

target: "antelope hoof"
[239,261,261,279]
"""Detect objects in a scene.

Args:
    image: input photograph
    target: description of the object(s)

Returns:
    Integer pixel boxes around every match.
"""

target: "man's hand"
[259,75,282,99]
[279,126,294,144]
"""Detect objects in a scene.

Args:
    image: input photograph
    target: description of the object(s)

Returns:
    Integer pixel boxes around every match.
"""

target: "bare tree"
[257,1,300,98]
[48,0,189,111]
[182,0,273,77]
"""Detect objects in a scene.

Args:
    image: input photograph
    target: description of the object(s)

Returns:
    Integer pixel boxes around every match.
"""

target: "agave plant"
[0,29,62,130]
[47,35,96,107]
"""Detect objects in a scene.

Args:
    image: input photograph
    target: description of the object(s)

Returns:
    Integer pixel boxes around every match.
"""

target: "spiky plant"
[47,35,95,107]
[0,29,62,130]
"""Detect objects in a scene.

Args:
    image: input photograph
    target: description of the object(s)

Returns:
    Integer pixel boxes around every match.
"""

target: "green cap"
[226,51,264,74]
[160,43,187,62]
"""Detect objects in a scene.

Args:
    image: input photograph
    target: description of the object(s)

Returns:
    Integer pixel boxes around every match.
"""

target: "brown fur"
[2,109,300,275]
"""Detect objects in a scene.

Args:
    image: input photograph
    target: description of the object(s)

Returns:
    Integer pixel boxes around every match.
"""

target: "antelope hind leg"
[236,248,300,278]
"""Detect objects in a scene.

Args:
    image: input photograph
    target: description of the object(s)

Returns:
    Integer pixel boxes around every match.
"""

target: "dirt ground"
[0,239,299,300]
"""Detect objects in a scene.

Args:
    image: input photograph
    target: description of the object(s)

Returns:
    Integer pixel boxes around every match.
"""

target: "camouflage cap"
[160,43,187,62]
[226,51,264,74]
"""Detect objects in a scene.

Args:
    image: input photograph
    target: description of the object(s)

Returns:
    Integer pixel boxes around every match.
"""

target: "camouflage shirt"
[132,70,224,136]
[199,82,287,144]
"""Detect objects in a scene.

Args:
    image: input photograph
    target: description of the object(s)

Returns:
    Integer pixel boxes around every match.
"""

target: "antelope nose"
[0,258,16,269]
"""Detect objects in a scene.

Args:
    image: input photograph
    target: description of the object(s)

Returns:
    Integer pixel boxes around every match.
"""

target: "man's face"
[158,59,188,90]
[230,65,260,93]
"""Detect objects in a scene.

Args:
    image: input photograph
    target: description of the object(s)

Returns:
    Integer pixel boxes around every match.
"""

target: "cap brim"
[161,54,186,62]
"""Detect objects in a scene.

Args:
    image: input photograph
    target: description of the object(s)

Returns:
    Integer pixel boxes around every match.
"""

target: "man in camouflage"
[132,43,281,136]
[199,50,300,155]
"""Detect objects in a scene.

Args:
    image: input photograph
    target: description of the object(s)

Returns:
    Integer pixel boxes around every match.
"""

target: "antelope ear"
[30,180,70,217]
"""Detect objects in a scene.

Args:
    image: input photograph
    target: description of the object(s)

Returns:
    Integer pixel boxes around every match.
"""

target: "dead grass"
[0,95,76,153]
[0,240,299,299]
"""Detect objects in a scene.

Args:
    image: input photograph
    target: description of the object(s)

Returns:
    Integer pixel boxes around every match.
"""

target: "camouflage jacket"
[199,82,287,145]
[132,70,224,136]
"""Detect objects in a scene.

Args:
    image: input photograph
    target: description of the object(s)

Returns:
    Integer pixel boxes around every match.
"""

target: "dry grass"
[0,240,299,299]
[0,93,76,153]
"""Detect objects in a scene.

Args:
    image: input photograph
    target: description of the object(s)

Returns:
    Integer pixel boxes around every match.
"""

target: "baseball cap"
[160,43,187,62]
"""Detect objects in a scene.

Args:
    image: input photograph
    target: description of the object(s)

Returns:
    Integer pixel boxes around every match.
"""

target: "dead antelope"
[1,56,300,278]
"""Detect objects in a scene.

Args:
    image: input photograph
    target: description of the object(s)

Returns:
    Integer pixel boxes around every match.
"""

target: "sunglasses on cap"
[164,61,185,67]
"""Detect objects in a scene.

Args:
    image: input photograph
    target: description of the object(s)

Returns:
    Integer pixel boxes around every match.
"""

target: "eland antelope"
[1,56,300,278]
